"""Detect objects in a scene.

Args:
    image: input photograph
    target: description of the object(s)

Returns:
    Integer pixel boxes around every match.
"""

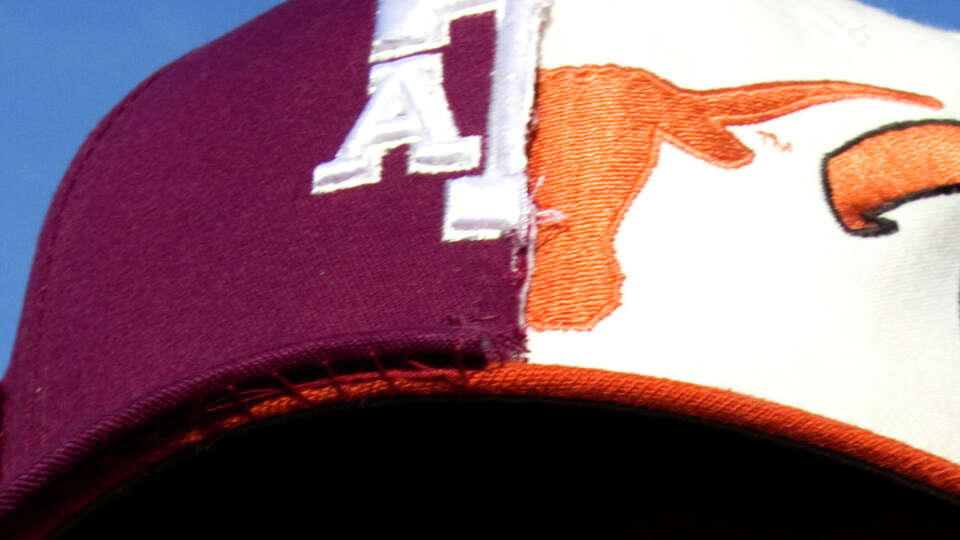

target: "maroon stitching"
[5,359,495,537]
[269,371,313,407]
[322,359,350,401]
[405,359,433,373]
[451,344,471,387]
[368,351,396,391]
[184,398,228,436]
[199,357,486,425]
[405,359,467,389]
[225,385,257,422]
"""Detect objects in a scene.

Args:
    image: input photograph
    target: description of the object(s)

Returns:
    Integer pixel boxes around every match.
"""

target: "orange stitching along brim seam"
[12,362,960,539]
[165,363,960,500]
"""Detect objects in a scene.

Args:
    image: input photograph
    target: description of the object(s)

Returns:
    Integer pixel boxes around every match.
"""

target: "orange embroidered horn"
[528,65,941,331]
[824,120,960,236]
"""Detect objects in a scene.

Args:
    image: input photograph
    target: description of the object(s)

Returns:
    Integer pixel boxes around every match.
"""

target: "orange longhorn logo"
[824,120,960,236]
[527,65,943,331]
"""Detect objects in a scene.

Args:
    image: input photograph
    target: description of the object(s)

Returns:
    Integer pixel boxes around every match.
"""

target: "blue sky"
[1,0,959,376]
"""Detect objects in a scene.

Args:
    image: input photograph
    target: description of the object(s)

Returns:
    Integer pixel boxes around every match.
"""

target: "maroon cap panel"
[0,0,522,515]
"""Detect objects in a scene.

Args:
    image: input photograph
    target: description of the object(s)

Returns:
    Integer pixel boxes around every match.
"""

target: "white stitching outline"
[443,0,549,241]
[370,0,504,63]
[312,0,550,243]
[312,53,481,194]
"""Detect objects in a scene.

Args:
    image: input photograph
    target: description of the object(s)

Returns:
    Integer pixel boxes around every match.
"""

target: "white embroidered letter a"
[312,53,481,194]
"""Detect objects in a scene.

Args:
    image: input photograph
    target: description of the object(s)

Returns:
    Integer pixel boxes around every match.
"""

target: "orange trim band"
[14,362,960,539]
[167,363,960,499]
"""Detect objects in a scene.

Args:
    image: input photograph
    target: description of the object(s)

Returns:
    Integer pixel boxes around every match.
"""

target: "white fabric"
[444,0,550,241]
[528,0,960,466]
[370,0,503,63]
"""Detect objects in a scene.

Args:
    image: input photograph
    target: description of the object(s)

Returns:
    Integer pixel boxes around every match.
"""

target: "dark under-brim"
[5,363,959,538]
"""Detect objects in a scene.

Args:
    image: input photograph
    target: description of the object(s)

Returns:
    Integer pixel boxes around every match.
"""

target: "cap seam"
[0,65,171,498]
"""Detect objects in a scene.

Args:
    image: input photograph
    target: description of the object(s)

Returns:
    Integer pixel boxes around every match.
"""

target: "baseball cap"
[3,0,960,537]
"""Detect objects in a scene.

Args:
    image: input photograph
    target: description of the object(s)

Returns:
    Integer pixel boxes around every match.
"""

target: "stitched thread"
[442,0,549,242]
[369,352,396,391]
[269,371,313,408]
[10,361,960,538]
[179,363,960,502]
[0,353,479,539]
[406,359,464,388]
[368,0,502,63]
[822,119,960,236]
[756,130,793,152]
[200,355,472,418]
[322,359,351,402]
[527,65,942,331]
[312,53,482,194]
[225,385,257,422]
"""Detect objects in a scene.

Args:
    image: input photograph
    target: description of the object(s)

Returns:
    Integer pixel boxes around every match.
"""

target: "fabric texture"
[530,0,960,474]
[4,0,960,536]
[527,64,939,330]
[8,362,960,538]
[0,0,523,523]
[824,119,960,234]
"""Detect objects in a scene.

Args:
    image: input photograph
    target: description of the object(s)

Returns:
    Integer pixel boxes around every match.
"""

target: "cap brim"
[7,362,960,538]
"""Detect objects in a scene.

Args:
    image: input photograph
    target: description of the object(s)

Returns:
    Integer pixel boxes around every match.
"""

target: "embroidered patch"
[823,119,960,236]
[313,0,550,242]
[369,0,503,63]
[312,53,482,194]
[527,65,941,331]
